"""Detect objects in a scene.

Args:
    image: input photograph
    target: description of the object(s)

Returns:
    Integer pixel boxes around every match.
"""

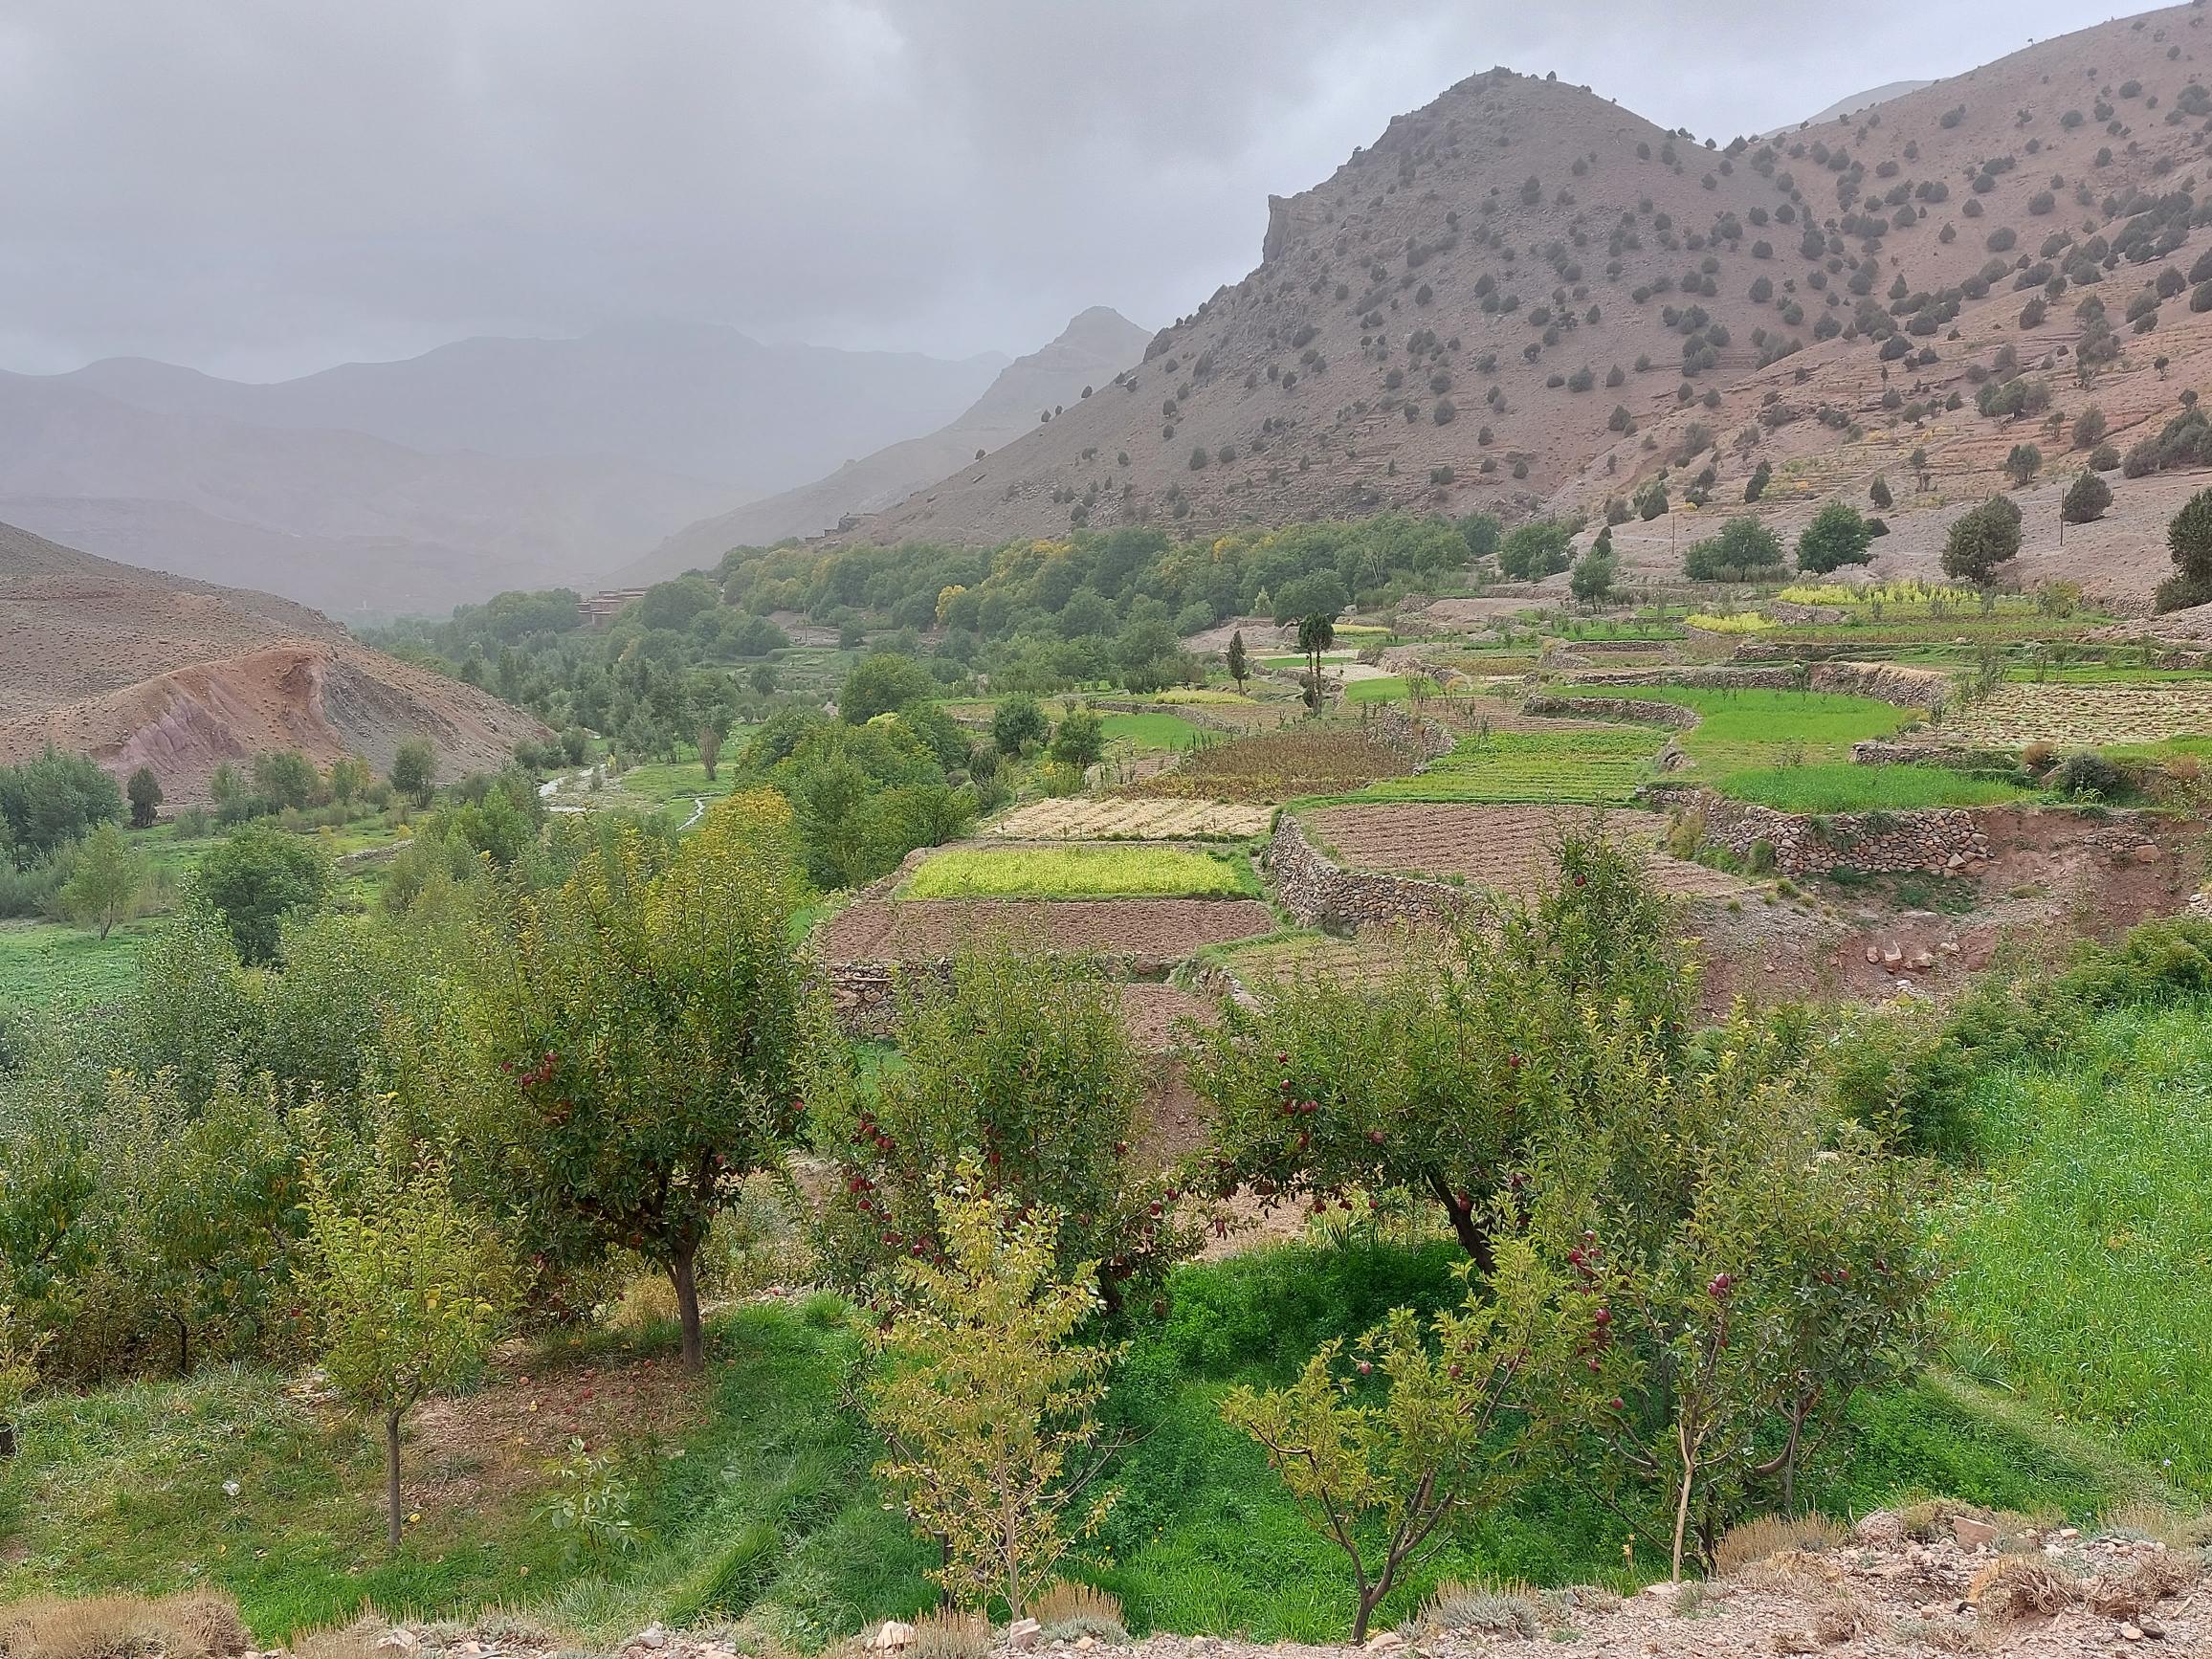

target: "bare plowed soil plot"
[987,798,1272,840]
[1305,804,1752,899]
[1937,680,2212,746]
[819,897,1275,965]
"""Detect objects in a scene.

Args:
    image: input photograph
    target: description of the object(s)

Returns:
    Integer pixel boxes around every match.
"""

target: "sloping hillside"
[621,308,1149,581]
[0,520,539,798]
[840,5,2212,557]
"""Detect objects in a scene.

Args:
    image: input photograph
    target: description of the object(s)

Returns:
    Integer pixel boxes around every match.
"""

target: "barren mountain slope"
[621,308,1150,580]
[844,5,2212,552]
[0,520,540,797]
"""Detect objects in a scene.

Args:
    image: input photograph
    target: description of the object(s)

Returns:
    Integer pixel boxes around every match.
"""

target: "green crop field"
[898,844,1257,900]
[0,918,162,1010]
[1594,685,1915,771]
[1342,675,1408,704]
[1714,763,2033,813]
[1339,728,1661,806]
[1099,711,1206,751]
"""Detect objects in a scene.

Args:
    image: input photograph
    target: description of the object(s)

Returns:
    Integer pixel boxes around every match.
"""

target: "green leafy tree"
[1297,614,1337,711]
[1794,501,1876,574]
[193,825,333,965]
[2003,442,2044,487]
[0,748,123,865]
[866,1163,1119,1618]
[1942,495,2024,585]
[252,749,319,811]
[389,738,437,807]
[839,653,935,723]
[302,1125,514,1548]
[1189,833,1695,1268]
[1226,630,1250,694]
[1497,520,1574,581]
[325,756,372,808]
[2062,469,2113,524]
[1684,517,1786,581]
[991,693,1050,755]
[60,822,147,940]
[126,766,164,830]
[2168,487,2212,595]
[1049,707,1106,769]
[1223,1239,1604,1640]
[691,671,740,782]
[812,949,1198,1314]
[1569,536,1618,607]
[473,789,810,1367]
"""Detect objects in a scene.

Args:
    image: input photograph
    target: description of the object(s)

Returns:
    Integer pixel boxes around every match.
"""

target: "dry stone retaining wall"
[1521,695,1698,727]
[1573,662,1951,707]
[1849,739,2023,773]
[1652,787,1991,876]
[1268,813,1471,930]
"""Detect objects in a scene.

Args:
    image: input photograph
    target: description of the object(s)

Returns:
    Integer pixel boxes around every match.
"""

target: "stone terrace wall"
[1652,787,1991,877]
[1849,740,2023,773]
[1268,814,1471,929]
[1521,695,1698,727]
[1573,662,1952,707]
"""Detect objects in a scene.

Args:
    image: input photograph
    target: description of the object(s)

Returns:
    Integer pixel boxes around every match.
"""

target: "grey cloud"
[0,0,2127,377]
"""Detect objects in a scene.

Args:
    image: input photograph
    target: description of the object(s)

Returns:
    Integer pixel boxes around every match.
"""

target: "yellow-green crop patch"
[897,845,1258,900]
[1336,728,1661,806]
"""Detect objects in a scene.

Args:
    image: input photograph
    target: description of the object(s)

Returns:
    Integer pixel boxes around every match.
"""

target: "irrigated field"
[987,798,1272,840]
[1716,763,2034,813]
[1344,727,1660,805]
[1303,804,1750,899]
[1938,680,2212,747]
[899,845,1256,900]
[818,897,1277,964]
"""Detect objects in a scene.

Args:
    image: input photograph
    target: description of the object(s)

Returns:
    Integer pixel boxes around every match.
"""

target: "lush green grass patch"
[1595,685,1914,772]
[1335,729,1660,806]
[1714,763,2034,813]
[1936,996,2212,1493]
[0,917,163,1010]
[898,845,1257,900]
[1099,712,1207,751]
[1343,675,1409,704]
[614,760,746,807]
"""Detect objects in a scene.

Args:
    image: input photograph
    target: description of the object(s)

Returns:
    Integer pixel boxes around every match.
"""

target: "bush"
[2061,469,2113,524]
[2003,443,2043,486]
[193,826,333,965]
[1743,459,1772,503]
[2049,751,2139,801]
[0,749,123,867]
[1498,519,1574,581]
[1869,476,1892,510]
[1796,501,1876,574]
[1941,496,2024,586]
[2072,406,2108,450]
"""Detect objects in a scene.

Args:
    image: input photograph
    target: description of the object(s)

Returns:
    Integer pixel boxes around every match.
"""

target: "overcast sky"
[0,0,2138,381]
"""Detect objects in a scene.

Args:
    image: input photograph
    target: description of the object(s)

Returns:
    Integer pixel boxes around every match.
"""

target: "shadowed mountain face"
[4,326,1008,621]
[828,5,2212,551]
[615,307,1150,584]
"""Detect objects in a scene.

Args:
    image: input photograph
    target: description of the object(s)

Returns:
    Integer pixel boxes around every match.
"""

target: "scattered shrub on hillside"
[1941,495,2023,586]
[2061,469,2113,524]
[1796,501,1875,574]
[1686,517,1787,581]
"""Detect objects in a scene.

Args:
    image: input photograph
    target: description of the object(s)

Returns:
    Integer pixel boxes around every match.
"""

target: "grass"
[1331,729,1661,807]
[898,846,1258,901]
[614,761,744,807]
[1936,995,2212,1493]
[2,1245,2165,1648]
[1595,685,1916,771]
[1714,763,2033,813]
[1098,712,1206,752]
[0,917,162,1009]
[1343,676,1409,704]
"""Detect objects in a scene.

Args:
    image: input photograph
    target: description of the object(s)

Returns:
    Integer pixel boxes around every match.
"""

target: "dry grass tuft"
[1714,1513,1849,1576]
[2086,1552,2198,1617]
[1029,1583,1126,1646]
[1406,1581,1540,1640]
[1972,1557,2077,1626]
[907,1610,990,1659]
[0,1594,251,1659]
[1887,1614,1981,1653]
[1811,1589,1876,1645]
[287,1618,387,1659]
[1737,1549,1847,1595]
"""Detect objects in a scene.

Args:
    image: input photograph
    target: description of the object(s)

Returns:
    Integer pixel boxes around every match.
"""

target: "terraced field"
[899,844,1256,900]
[1303,803,1750,899]
[1129,727,1419,803]
[986,798,1272,840]
[1343,727,1661,805]
[818,897,1277,964]
[1938,680,2212,747]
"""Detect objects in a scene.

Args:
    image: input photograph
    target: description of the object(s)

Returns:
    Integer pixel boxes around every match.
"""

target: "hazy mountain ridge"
[617,307,1150,583]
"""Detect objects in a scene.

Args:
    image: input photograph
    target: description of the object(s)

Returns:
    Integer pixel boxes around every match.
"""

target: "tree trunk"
[174,1313,189,1376]
[1352,1582,1381,1645]
[1670,1422,1697,1583]
[1424,1172,1496,1274]
[385,1407,404,1550]
[671,1245,704,1370]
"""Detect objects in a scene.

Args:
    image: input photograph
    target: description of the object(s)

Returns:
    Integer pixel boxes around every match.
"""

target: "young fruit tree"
[1187,832,1695,1271]
[60,822,147,940]
[866,1162,1120,1619]
[1222,1238,1604,1641]
[474,789,812,1367]
[810,947,1200,1313]
[302,1128,514,1549]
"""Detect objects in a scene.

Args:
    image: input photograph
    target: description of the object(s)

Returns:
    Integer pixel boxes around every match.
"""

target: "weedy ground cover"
[1334,728,1660,806]
[1714,764,2032,813]
[898,845,1257,901]
[1939,680,2212,748]
[1098,712,1207,751]
[1131,728,1419,803]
